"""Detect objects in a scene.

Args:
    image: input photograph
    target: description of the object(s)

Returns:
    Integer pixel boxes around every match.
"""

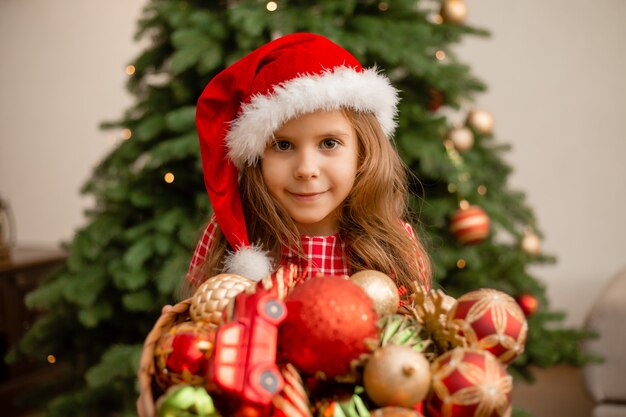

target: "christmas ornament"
[427,88,444,112]
[516,293,539,317]
[521,232,541,256]
[426,348,512,417]
[190,273,254,325]
[278,276,379,378]
[440,0,468,25]
[450,205,490,245]
[411,289,464,356]
[371,407,423,417]
[466,109,494,135]
[154,322,216,389]
[445,127,474,152]
[271,363,312,417]
[449,289,528,365]
[350,270,400,317]
[155,384,220,417]
[363,345,431,408]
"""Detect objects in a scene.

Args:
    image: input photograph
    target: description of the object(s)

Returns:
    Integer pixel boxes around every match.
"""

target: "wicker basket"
[136,298,193,417]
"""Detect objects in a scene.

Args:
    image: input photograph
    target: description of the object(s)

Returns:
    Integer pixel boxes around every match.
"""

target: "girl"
[185,33,430,295]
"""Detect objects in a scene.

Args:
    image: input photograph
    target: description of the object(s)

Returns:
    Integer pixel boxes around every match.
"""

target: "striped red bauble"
[450,205,490,245]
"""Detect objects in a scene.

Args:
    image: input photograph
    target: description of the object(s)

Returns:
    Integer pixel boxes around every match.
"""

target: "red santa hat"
[195,32,399,281]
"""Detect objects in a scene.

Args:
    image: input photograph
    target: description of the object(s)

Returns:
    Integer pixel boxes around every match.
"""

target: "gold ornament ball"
[189,273,254,325]
[466,108,495,135]
[446,126,474,152]
[363,344,431,408]
[521,232,542,256]
[440,0,468,25]
[350,270,400,317]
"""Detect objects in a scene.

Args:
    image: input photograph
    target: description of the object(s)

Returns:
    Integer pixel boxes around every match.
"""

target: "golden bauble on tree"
[466,108,495,135]
[440,0,468,25]
[521,231,542,256]
[363,344,431,408]
[445,126,474,152]
[189,273,254,325]
[350,270,400,317]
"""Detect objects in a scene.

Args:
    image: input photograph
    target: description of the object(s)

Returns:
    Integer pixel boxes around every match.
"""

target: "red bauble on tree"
[516,293,539,317]
[426,348,512,417]
[450,205,490,245]
[154,321,216,389]
[277,276,379,379]
[449,289,528,365]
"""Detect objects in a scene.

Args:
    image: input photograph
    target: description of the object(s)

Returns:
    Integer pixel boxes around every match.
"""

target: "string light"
[164,172,175,183]
[47,355,56,364]
[477,185,487,195]
[459,200,470,210]
[457,259,466,269]
[433,14,443,24]
[121,128,132,140]
[125,65,136,75]
[266,1,278,11]
[435,50,446,61]
[378,2,389,11]
[448,183,457,193]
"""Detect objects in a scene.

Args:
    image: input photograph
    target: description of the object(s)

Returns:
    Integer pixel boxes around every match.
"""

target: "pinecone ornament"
[189,273,255,325]
[411,289,465,355]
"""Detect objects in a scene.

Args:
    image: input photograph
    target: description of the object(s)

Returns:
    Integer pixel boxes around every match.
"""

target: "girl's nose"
[294,150,320,180]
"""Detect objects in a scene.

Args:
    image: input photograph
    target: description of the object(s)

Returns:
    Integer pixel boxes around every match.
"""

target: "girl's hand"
[161,304,173,315]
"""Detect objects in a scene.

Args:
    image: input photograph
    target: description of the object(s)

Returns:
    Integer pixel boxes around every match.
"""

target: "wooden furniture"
[0,246,68,415]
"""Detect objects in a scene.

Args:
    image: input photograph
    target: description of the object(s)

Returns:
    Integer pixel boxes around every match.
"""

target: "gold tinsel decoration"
[410,288,467,354]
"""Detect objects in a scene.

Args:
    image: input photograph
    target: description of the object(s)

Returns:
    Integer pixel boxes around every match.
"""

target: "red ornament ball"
[449,289,528,365]
[278,275,379,378]
[426,348,512,417]
[450,206,490,245]
[154,321,216,389]
[516,293,539,317]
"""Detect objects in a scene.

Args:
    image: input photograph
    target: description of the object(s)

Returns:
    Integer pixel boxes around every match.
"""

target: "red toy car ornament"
[209,288,287,408]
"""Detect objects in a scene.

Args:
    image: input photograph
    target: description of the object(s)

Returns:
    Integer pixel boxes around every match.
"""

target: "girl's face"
[261,109,359,236]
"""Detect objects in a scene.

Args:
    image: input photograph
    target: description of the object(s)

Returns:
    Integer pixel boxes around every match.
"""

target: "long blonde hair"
[195,109,431,291]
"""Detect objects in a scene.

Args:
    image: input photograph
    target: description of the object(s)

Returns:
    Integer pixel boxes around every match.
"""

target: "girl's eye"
[320,139,340,150]
[272,141,292,151]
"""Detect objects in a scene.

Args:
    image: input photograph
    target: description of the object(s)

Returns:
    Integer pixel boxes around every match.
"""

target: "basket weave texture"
[136,298,192,417]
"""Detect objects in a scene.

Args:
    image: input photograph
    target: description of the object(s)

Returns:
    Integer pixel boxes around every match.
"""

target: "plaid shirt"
[186,216,427,289]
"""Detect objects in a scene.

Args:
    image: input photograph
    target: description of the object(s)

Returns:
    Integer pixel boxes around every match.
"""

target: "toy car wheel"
[259,369,281,394]
[263,299,286,321]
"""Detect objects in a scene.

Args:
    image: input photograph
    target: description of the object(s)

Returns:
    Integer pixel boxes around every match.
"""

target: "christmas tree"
[11,0,593,416]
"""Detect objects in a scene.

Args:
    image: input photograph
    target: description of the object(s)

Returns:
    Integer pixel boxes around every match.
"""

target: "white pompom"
[223,245,273,282]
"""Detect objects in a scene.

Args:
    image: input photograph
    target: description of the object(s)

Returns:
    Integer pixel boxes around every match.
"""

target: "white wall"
[1,0,625,326]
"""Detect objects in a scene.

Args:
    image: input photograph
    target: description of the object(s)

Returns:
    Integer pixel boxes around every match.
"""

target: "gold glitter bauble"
[446,126,474,152]
[350,270,400,317]
[440,0,468,25]
[466,108,495,135]
[521,232,542,256]
[189,273,254,325]
[364,344,431,408]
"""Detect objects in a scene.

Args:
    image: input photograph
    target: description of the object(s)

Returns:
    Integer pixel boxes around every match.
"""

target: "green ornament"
[156,384,220,417]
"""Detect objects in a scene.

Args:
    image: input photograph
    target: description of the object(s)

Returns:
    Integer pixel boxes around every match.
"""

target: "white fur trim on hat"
[223,245,273,282]
[225,66,399,170]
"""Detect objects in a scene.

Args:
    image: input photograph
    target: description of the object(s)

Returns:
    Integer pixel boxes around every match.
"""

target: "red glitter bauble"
[154,321,216,389]
[449,289,528,365]
[450,206,490,245]
[426,348,512,417]
[278,276,378,378]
